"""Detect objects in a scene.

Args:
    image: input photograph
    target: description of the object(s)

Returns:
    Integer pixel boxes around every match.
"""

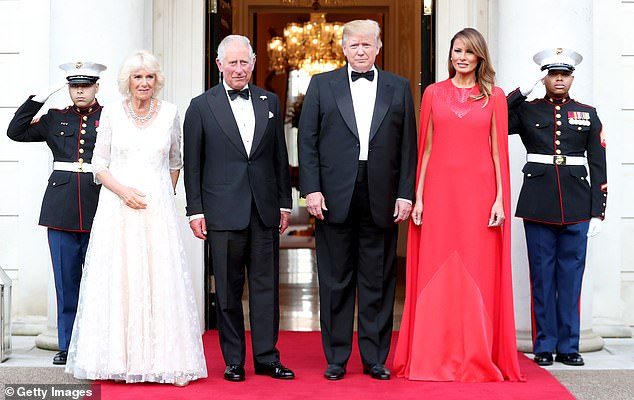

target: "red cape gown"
[393,79,524,382]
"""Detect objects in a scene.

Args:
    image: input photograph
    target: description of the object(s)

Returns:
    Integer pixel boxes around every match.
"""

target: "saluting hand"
[519,70,547,97]
[33,81,68,103]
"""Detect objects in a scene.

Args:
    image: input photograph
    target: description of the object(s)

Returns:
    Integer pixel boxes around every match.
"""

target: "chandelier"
[267,13,346,76]
[281,0,341,8]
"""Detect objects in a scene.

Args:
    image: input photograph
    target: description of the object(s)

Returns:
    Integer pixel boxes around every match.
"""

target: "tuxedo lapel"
[330,67,358,138]
[205,84,248,159]
[249,86,268,157]
[369,69,394,141]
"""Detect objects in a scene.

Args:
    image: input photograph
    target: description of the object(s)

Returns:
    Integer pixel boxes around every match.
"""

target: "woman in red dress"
[393,28,523,382]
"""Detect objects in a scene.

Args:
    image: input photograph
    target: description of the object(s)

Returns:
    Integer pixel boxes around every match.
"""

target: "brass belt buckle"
[77,162,84,173]
[554,155,566,166]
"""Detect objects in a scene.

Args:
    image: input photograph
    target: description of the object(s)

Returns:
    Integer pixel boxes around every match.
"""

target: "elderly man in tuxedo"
[183,35,294,382]
[298,19,417,381]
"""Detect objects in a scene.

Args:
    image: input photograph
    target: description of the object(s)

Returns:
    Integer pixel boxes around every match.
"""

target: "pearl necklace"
[128,98,155,123]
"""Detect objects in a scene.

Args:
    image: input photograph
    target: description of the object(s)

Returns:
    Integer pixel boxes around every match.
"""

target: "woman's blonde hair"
[117,50,165,97]
[447,28,495,104]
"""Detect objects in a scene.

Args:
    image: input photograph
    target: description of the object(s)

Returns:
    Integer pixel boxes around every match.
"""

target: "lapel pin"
[268,111,274,119]
[260,95,267,100]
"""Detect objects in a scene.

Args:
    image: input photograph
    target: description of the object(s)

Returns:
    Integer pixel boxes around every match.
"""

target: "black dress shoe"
[324,364,346,380]
[363,363,391,380]
[224,365,246,382]
[254,361,295,379]
[555,352,585,366]
[53,351,67,365]
[533,352,553,366]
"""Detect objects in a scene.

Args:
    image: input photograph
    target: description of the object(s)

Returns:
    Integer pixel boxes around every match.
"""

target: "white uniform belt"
[53,161,93,173]
[526,153,586,166]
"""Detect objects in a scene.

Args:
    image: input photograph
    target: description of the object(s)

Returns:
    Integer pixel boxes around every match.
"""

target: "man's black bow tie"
[228,88,250,100]
[351,70,375,82]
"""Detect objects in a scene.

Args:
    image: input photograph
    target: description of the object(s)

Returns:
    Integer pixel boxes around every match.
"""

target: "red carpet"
[94,331,574,400]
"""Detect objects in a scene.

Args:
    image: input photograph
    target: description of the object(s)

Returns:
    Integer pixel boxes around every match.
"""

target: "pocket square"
[268,111,274,119]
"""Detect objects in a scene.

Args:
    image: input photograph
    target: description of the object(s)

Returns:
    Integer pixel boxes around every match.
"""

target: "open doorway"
[253,10,386,250]
[202,0,435,331]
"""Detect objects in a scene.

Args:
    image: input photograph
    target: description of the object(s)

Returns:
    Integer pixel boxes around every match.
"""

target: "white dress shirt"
[348,65,378,161]
[224,81,256,156]
[347,66,411,206]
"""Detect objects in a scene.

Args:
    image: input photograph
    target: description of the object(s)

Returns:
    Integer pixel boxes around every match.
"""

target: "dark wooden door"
[421,0,435,93]
[204,0,233,330]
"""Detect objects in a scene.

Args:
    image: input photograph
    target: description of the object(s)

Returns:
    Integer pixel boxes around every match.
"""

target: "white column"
[46,0,153,108]
[7,0,51,338]
[36,0,154,350]
[589,0,628,338]
[153,0,207,331]
[495,0,621,352]
[434,0,490,80]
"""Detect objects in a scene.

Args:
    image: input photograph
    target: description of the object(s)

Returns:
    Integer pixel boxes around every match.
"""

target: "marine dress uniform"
[6,62,106,364]
[507,49,607,366]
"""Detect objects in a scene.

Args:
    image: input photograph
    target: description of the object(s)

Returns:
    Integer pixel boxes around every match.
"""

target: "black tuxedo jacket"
[183,83,292,230]
[298,66,417,228]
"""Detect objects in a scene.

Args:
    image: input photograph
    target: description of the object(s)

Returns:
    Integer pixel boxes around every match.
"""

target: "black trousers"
[315,161,398,366]
[208,203,281,366]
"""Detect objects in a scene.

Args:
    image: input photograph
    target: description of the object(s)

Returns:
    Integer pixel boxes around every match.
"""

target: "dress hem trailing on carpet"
[393,80,524,382]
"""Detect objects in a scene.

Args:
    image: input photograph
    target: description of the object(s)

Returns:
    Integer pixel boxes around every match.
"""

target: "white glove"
[519,70,547,97]
[587,217,603,237]
[32,82,67,103]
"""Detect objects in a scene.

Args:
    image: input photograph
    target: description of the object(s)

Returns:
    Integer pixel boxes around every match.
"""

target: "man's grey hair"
[217,35,256,64]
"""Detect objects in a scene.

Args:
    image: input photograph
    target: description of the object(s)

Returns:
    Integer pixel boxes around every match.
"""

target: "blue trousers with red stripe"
[47,228,89,352]
[524,220,589,354]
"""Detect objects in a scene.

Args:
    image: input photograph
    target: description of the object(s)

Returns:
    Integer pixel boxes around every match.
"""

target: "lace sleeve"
[92,107,112,184]
[169,108,183,171]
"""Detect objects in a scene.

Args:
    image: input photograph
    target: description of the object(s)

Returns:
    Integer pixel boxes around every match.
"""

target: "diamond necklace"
[128,98,155,123]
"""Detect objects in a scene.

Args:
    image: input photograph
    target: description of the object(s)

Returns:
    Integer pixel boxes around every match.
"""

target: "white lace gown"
[65,100,208,383]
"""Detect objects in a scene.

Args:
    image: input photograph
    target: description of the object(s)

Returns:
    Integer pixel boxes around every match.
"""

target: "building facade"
[0,0,630,348]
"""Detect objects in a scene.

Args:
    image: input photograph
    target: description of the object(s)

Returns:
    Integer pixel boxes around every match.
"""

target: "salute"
[507,48,607,367]
[7,61,106,365]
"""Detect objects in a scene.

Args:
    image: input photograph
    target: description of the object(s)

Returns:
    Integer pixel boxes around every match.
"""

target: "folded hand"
[119,186,147,210]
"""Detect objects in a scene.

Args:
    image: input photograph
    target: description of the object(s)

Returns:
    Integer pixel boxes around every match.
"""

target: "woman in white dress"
[65,51,207,386]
